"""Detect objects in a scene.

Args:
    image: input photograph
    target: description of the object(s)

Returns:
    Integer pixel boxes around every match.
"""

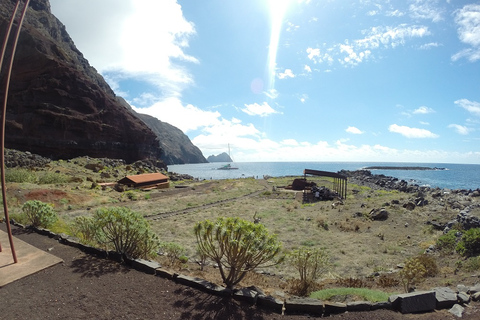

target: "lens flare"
[266,0,291,93]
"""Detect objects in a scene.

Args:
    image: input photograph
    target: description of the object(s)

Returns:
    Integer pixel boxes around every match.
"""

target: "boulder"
[323,301,347,315]
[403,202,416,211]
[370,208,389,221]
[433,287,457,309]
[285,297,323,315]
[389,291,436,314]
[346,301,372,311]
[449,304,465,318]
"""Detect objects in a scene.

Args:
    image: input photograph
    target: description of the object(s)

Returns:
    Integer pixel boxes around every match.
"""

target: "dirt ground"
[1,224,480,320]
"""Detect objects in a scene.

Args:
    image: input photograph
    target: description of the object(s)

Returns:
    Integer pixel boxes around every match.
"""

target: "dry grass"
[4,159,479,297]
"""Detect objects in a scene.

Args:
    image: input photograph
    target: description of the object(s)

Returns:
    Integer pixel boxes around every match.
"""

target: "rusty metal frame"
[0,0,31,263]
[303,168,348,199]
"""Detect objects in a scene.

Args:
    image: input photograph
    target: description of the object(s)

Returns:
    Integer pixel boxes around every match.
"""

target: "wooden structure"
[118,172,169,189]
[303,169,347,199]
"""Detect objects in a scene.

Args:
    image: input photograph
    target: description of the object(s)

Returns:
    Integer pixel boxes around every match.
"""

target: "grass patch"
[310,287,391,302]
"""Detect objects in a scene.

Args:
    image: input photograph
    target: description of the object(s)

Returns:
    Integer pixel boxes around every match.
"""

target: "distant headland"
[363,166,447,171]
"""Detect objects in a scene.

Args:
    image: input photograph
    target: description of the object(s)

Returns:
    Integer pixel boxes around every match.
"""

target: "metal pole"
[0,0,21,254]
[0,0,31,264]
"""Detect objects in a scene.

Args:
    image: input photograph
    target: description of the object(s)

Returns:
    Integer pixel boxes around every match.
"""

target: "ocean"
[168,162,480,191]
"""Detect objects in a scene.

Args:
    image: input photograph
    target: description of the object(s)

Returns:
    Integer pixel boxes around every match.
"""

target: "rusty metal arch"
[0,0,31,264]
[303,168,347,199]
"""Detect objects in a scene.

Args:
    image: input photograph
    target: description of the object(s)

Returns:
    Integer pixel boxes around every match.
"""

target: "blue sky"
[49,0,480,164]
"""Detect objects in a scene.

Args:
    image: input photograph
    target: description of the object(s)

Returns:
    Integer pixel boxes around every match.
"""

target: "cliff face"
[0,0,204,164]
[116,98,207,164]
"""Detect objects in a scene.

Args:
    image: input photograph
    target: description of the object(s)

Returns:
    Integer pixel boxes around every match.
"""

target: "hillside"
[0,0,206,165]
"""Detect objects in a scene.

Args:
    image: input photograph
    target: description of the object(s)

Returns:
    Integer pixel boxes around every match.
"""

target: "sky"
[49,0,480,164]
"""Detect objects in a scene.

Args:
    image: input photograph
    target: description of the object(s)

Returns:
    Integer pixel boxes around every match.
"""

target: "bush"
[37,171,69,184]
[399,257,427,293]
[159,242,186,266]
[72,216,100,246]
[456,228,480,257]
[194,217,282,289]
[377,274,400,288]
[22,200,58,228]
[5,168,36,183]
[287,247,330,296]
[92,207,159,259]
[436,230,458,254]
[415,254,438,277]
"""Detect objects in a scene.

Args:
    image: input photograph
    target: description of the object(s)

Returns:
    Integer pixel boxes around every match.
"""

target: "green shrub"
[37,171,69,184]
[287,247,330,296]
[463,256,480,272]
[159,242,186,265]
[5,168,36,183]
[194,217,283,289]
[72,216,100,246]
[456,228,480,257]
[436,230,458,253]
[22,200,58,228]
[92,207,159,259]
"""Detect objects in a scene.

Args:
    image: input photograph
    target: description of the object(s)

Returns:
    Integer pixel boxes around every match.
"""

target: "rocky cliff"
[115,97,207,164]
[0,0,205,165]
[207,152,233,163]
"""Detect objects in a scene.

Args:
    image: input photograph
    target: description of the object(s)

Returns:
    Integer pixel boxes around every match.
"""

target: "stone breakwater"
[340,169,480,197]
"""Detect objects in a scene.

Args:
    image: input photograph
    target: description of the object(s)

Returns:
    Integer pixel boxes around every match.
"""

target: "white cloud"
[453,4,480,62]
[241,102,280,117]
[277,69,295,79]
[281,139,299,146]
[307,24,431,67]
[420,42,439,50]
[299,94,308,103]
[356,24,430,50]
[131,97,220,132]
[409,0,444,22]
[286,22,299,32]
[346,126,364,134]
[306,47,334,64]
[387,10,405,17]
[448,124,472,135]
[51,0,197,99]
[339,43,371,66]
[455,99,480,116]
[388,124,439,138]
[304,65,312,73]
[264,89,279,99]
[413,106,435,114]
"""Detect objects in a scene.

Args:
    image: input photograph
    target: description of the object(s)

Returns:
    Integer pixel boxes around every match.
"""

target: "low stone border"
[10,221,480,318]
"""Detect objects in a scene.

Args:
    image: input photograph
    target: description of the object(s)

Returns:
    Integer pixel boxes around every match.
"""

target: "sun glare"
[266,0,292,92]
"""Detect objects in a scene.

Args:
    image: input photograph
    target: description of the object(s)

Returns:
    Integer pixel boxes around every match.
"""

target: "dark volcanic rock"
[1,0,162,163]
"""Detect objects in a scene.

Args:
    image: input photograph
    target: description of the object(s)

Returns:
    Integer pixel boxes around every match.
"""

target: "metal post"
[0,0,31,263]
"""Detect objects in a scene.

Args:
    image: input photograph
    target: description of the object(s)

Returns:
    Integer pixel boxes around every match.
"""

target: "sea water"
[168,162,480,190]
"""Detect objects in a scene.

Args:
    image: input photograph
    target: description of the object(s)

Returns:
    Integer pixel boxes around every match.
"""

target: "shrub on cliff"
[22,200,58,228]
[194,217,283,289]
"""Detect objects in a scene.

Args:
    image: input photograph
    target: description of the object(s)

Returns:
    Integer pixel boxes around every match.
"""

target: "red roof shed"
[118,173,169,189]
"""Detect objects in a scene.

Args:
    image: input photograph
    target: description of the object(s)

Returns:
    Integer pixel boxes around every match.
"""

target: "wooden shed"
[118,172,169,189]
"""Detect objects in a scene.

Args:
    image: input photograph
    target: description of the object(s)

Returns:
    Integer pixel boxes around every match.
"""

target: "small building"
[118,172,169,189]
